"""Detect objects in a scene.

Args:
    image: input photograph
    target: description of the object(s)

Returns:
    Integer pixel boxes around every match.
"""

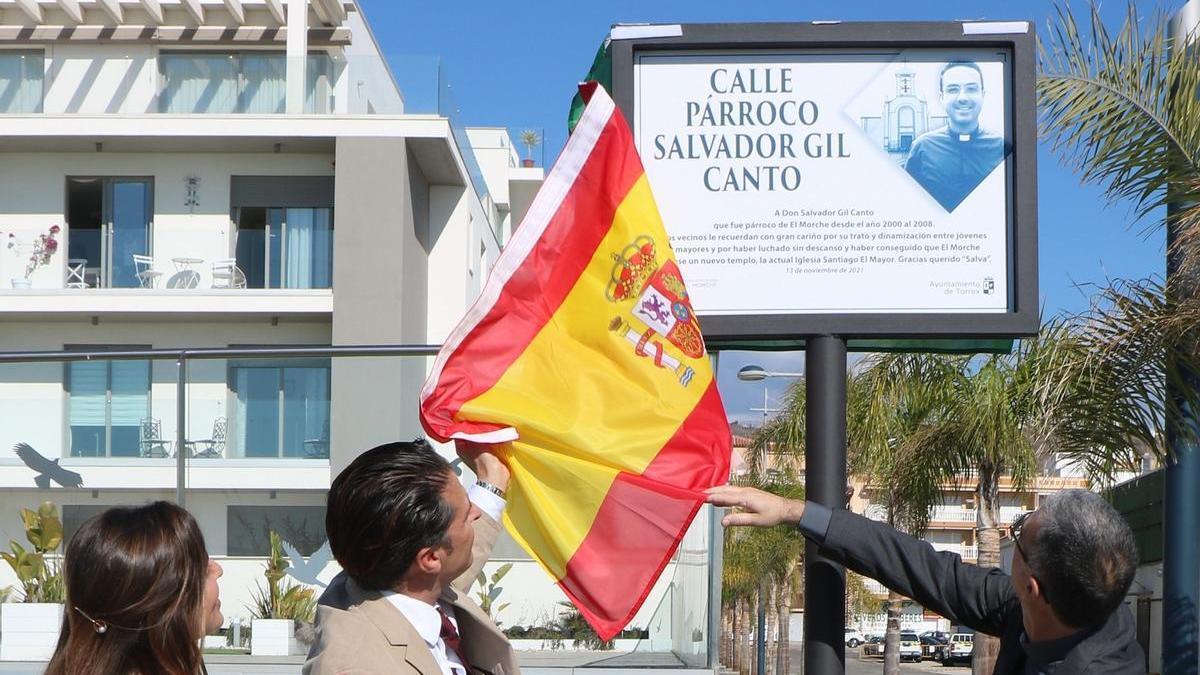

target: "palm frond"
[1039,2,1200,269]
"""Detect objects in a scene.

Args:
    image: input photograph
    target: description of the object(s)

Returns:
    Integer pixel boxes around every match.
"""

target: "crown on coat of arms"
[606,235,658,302]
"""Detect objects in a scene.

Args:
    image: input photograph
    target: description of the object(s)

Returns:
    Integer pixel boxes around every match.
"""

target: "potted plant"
[519,129,541,168]
[0,502,65,661]
[6,226,61,288]
[249,532,316,656]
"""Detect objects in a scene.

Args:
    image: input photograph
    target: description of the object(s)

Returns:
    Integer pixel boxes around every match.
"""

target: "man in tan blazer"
[304,439,519,675]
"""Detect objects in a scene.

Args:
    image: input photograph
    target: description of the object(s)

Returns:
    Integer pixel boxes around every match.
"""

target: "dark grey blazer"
[815,508,1145,674]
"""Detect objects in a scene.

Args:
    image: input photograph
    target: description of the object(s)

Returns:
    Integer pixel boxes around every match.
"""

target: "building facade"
[0,0,550,641]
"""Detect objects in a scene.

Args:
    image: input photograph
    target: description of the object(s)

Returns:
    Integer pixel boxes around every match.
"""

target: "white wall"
[0,151,334,288]
[466,128,517,208]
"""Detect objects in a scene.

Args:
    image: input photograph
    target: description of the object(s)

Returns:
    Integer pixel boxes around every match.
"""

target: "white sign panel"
[634,50,1013,315]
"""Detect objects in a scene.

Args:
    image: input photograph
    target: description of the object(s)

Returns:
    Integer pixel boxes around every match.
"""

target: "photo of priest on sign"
[903,60,1006,212]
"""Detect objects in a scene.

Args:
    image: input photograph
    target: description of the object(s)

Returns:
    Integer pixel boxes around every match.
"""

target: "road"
[787,644,973,674]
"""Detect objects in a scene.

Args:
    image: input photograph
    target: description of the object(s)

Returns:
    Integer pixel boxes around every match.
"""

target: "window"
[65,347,152,457]
[66,177,153,289]
[227,505,326,556]
[229,360,330,458]
[62,505,110,544]
[234,207,333,289]
[160,53,332,114]
[229,176,335,290]
[0,51,43,114]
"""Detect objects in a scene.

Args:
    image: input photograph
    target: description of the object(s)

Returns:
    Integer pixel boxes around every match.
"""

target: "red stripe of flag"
[556,381,731,639]
[421,112,644,437]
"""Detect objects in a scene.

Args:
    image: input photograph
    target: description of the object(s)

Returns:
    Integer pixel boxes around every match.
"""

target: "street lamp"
[734,364,801,675]
[736,365,803,382]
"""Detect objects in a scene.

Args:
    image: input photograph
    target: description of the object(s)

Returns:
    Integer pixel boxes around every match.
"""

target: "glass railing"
[0,52,498,248]
[1,249,336,292]
[388,55,492,212]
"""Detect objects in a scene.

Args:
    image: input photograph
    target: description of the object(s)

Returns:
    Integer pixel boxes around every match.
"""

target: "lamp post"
[736,364,801,675]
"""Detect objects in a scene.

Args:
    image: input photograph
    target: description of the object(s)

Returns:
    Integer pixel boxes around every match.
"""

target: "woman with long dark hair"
[46,501,223,675]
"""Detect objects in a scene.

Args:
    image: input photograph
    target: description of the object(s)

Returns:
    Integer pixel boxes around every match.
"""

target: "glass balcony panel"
[160,53,336,114]
[226,359,329,459]
[239,54,287,114]
[0,52,43,114]
[161,54,239,114]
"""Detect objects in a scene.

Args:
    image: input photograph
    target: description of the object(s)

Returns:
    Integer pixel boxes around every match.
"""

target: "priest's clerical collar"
[950,126,981,142]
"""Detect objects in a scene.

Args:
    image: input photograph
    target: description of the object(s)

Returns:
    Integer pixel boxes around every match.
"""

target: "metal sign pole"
[1165,5,1200,669]
[804,335,848,672]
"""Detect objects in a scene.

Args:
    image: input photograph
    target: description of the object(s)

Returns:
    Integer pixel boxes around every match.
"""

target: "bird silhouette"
[13,443,84,489]
[282,539,332,588]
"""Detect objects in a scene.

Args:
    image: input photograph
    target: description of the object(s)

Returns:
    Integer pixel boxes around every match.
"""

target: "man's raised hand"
[705,485,805,528]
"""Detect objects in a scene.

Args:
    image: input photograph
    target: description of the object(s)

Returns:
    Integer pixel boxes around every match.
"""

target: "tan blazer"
[303,511,519,675]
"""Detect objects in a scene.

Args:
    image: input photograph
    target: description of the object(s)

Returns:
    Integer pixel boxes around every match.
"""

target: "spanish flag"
[420,83,731,639]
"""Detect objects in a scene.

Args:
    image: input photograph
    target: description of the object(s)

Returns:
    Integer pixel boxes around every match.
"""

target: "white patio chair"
[65,259,88,289]
[132,254,162,288]
[211,258,247,289]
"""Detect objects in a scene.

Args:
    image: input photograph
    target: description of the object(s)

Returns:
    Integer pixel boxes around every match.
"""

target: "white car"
[941,633,974,665]
[844,628,866,648]
[899,632,922,662]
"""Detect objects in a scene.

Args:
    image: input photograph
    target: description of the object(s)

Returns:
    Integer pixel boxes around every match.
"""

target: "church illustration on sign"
[858,68,948,165]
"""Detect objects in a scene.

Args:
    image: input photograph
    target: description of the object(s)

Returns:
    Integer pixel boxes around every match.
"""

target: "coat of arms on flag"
[420,82,731,640]
[607,235,702,386]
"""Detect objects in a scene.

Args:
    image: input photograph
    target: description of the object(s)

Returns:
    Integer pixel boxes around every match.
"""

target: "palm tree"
[519,129,542,167]
[736,412,806,675]
[1038,1,1200,476]
[720,477,803,675]
[743,363,960,675]
[847,353,968,675]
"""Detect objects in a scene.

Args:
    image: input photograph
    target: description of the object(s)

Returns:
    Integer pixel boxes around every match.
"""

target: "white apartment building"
[0,0,554,641]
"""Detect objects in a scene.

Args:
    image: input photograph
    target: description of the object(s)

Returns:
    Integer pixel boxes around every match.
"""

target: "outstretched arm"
[706,485,1019,636]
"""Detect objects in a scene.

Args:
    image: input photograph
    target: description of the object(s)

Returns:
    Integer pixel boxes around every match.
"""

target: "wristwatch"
[475,479,506,499]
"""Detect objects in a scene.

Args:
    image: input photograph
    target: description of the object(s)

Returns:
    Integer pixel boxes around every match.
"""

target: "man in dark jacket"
[706,486,1145,674]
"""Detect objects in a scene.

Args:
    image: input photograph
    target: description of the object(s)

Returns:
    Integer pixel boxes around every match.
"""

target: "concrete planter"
[0,603,64,661]
[251,618,298,656]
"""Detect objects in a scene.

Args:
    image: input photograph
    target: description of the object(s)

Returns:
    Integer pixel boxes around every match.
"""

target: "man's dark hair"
[1023,489,1138,628]
[325,439,456,591]
[938,60,985,93]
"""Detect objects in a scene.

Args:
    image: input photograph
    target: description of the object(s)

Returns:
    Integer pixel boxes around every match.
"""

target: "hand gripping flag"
[420,83,731,640]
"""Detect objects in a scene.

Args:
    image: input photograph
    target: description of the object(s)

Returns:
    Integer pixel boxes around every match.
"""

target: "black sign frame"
[610,21,1038,340]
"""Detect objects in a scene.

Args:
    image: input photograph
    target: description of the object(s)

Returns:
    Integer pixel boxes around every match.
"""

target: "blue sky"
[361,0,1179,424]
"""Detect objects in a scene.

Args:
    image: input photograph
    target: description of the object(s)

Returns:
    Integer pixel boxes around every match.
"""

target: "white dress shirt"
[382,483,505,675]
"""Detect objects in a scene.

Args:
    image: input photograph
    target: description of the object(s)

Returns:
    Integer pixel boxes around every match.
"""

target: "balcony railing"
[929,506,976,523]
[930,543,978,561]
[0,52,493,216]
[0,345,448,498]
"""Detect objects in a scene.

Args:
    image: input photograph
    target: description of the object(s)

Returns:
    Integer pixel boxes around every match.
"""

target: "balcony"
[930,543,978,561]
[0,348,379,491]
[929,506,976,525]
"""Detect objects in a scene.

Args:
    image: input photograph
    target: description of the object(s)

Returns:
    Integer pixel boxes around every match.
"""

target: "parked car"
[919,633,947,659]
[844,628,866,648]
[899,631,922,662]
[860,635,884,658]
[940,632,975,666]
[920,630,949,644]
